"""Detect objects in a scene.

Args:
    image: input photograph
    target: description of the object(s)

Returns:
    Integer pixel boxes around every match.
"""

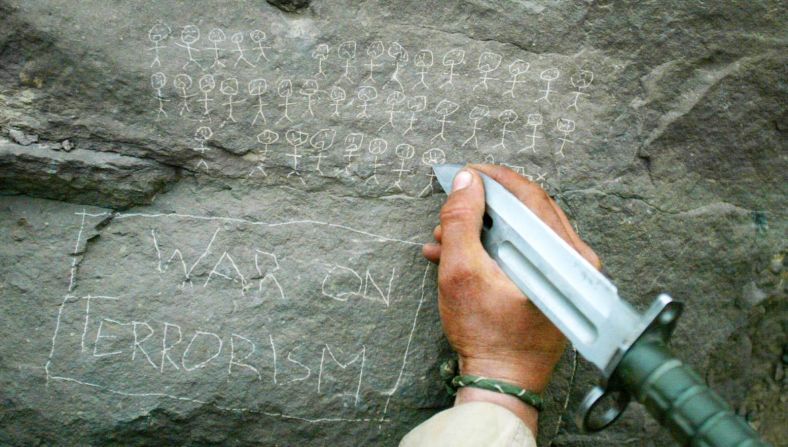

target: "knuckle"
[439,260,479,292]
[439,205,478,226]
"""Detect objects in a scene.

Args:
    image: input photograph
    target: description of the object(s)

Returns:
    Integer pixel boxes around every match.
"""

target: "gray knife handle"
[615,340,770,447]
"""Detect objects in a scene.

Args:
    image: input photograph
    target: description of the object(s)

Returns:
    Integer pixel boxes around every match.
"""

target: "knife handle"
[615,339,770,446]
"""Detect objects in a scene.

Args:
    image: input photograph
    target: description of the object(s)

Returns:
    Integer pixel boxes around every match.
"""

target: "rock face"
[0,1,785,445]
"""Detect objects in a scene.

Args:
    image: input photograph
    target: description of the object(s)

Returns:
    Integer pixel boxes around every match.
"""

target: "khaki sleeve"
[399,402,537,447]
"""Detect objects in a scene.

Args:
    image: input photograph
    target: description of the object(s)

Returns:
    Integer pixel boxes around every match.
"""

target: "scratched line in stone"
[144,23,599,191]
[45,211,433,424]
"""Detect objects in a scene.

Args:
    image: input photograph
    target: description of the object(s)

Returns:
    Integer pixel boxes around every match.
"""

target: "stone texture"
[0,0,785,446]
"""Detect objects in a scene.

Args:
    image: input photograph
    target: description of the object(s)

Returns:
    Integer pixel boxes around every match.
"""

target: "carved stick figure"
[431,99,459,142]
[174,74,196,116]
[312,44,330,78]
[193,126,212,171]
[220,77,245,127]
[329,86,346,117]
[285,129,309,183]
[366,138,388,185]
[420,148,446,196]
[248,79,268,126]
[462,105,490,149]
[231,32,255,68]
[299,79,320,118]
[175,25,203,71]
[568,69,593,111]
[492,109,518,150]
[147,23,171,68]
[197,74,215,122]
[364,41,385,83]
[504,59,529,98]
[378,91,406,132]
[390,143,415,191]
[440,49,465,89]
[356,85,377,119]
[343,133,364,174]
[555,118,575,157]
[518,113,543,154]
[310,128,336,175]
[150,72,168,120]
[536,68,560,104]
[337,41,357,84]
[206,28,226,69]
[383,42,408,91]
[403,95,426,136]
[250,30,271,63]
[250,129,279,177]
[473,52,502,91]
[275,79,294,125]
[413,49,433,90]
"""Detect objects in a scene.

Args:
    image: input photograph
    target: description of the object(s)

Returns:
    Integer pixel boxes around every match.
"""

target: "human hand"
[422,164,601,429]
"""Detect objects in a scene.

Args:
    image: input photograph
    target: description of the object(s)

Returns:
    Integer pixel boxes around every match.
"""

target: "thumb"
[439,168,487,263]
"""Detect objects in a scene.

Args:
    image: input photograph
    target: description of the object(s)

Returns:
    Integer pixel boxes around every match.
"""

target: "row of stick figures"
[147,24,594,101]
[151,73,578,157]
[190,125,548,195]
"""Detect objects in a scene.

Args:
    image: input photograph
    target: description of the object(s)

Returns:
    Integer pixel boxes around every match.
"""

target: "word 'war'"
[151,228,399,306]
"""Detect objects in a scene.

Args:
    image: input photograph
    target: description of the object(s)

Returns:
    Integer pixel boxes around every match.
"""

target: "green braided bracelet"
[439,359,544,411]
[450,375,544,411]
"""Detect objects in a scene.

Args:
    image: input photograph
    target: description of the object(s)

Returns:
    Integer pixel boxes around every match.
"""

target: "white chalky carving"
[174,74,196,116]
[231,31,255,68]
[412,49,433,90]
[519,113,543,154]
[220,77,245,127]
[343,133,364,174]
[193,126,212,171]
[568,69,593,111]
[248,78,268,126]
[536,68,559,104]
[431,99,459,142]
[462,105,490,149]
[276,79,294,125]
[337,41,357,84]
[147,23,171,68]
[504,59,530,98]
[378,91,406,132]
[364,41,385,83]
[402,95,426,136]
[365,138,388,185]
[150,72,168,120]
[440,49,465,89]
[312,44,330,78]
[473,52,502,91]
[299,79,320,118]
[197,74,216,122]
[249,30,271,63]
[493,109,518,150]
[356,85,377,119]
[555,118,575,157]
[250,129,278,177]
[285,129,310,182]
[175,25,203,71]
[383,42,408,91]
[310,128,336,175]
[329,86,346,117]
[420,148,447,196]
[206,28,227,69]
[390,143,415,191]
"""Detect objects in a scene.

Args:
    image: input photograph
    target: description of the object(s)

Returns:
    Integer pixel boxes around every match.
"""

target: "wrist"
[459,354,557,393]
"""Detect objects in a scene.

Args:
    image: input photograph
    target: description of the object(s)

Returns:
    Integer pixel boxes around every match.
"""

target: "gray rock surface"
[0,0,785,445]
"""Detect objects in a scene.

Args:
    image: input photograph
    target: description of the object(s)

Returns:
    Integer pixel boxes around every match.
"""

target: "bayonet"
[433,164,768,446]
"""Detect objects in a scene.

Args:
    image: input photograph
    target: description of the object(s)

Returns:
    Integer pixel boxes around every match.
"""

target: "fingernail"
[452,170,472,192]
